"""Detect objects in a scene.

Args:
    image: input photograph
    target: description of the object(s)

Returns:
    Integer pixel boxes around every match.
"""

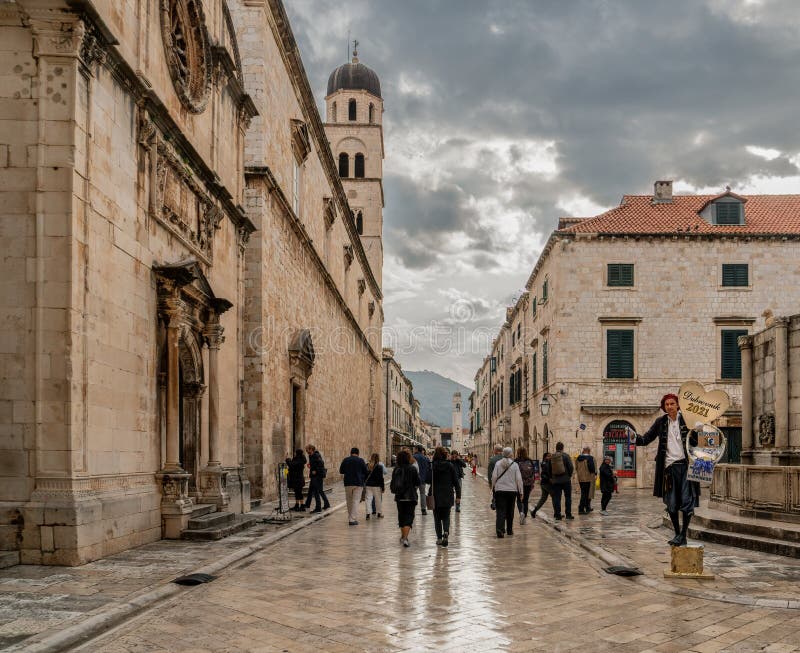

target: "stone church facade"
[0,0,384,565]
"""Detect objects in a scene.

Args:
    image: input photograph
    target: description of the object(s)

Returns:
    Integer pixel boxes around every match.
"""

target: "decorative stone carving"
[357,278,366,296]
[79,22,108,69]
[154,141,223,260]
[343,245,354,269]
[288,329,316,382]
[368,301,375,317]
[290,119,311,163]
[758,413,776,446]
[323,197,336,229]
[160,0,212,114]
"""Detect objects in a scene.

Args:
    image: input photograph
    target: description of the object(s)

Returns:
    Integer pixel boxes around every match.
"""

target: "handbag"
[490,460,515,510]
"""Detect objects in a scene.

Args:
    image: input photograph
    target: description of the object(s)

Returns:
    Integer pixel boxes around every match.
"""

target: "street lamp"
[539,394,551,416]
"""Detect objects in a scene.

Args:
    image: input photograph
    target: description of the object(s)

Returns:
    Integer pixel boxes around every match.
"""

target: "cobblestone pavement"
[73,477,800,653]
[0,494,343,651]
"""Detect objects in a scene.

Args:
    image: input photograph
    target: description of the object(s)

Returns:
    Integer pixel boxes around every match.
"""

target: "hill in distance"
[404,370,471,429]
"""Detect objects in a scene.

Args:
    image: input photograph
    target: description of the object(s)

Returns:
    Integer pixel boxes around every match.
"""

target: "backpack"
[518,459,535,486]
[550,452,567,477]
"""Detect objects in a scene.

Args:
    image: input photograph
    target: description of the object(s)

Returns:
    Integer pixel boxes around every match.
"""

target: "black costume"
[635,411,699,546]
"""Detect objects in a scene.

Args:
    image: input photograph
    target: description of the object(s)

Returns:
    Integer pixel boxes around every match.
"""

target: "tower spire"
[352,39,359,64]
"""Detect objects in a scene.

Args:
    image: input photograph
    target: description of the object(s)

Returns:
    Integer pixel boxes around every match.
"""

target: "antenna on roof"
[346,29,350,63]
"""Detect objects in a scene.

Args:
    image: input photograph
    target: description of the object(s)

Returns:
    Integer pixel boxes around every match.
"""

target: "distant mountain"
[404,370,472,429]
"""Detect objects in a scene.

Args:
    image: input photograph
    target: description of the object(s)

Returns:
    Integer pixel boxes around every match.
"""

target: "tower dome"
[327,45,381,98]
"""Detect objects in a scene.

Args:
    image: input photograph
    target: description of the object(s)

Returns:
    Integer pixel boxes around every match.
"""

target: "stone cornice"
[265,0,382,300]
[245,166,379,363]
[64,0,256,238]
[581,404,660,416]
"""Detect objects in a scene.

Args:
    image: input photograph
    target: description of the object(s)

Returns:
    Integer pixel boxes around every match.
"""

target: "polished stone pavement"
[72,476,800,653]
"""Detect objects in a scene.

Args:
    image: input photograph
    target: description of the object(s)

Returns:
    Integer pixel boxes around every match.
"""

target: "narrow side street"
[70,477,800,653]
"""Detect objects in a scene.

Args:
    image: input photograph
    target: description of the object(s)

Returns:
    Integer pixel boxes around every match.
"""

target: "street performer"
[633,393,699,546]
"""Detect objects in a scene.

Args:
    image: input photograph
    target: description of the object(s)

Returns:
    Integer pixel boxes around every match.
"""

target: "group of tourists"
[485,442,618,537]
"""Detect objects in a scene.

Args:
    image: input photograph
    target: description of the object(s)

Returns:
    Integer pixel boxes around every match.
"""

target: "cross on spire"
[352,39,359,63]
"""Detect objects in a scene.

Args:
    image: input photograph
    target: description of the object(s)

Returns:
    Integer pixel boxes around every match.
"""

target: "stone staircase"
[664,505,800,558]
[180,503,262,541]
[0,551,19,569]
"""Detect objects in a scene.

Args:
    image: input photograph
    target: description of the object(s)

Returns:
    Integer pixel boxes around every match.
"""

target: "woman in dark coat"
[430,447,461,547]
[390,450,420,547]
[285,449,306,511]
[530,452,551,519]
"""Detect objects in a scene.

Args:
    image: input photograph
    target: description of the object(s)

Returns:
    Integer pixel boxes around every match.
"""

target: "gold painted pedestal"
[664,544,715,579]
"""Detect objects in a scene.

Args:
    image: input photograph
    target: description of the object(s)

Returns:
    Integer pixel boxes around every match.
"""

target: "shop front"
[602,420,637,479]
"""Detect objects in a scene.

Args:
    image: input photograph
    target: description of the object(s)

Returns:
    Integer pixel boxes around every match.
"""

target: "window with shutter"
[542,279,549,302]
[531,353,537,392]
[542,341,548,386]
[532,297,537,316]
[721,264,748,287]
[715,202,743,225]
[608,263,634,287]
[509,374,515,405]
[606,329,634,379]
[721,329,747,379]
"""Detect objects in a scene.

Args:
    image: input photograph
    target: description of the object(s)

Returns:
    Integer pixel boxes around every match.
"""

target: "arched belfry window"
[356,211,364,235]
[338,152,349,177]
[354,153,365,178]
[348,98,357,121]
[331,101,337,122]
[368,103,374,124]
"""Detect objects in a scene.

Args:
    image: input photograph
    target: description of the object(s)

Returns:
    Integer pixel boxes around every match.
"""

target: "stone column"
[739,335,754,453]
[156,298,193,538]
[775,317,790,450]
[199,319,229,508]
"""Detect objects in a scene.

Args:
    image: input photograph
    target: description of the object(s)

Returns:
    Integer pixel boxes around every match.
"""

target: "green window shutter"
[542,341,548,385]
[721,264,748,287]
[721,329,747,379]
[542,279,549,301]
[716,202,742,225]
[608,264,634,287]
[532,353,537,391]
[607,329,634,379]
[516,370,522,403]
[532,297,537,316]
[509,374,515,405]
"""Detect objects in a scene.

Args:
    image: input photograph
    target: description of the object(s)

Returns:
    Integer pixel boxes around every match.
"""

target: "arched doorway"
[602,420,637,479]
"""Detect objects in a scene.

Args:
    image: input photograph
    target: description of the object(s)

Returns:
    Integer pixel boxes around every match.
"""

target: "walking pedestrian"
[430,447,461,546]
[599,456,616,515]
[549,442,574,521]
[449,450,466,512]
[470,454,478,477]
[339,447,368,525]
[364,453,386,519]
[491,446,523,538]
[487,445,503,482]
[514,447,536,524]
[531,451,552,519]
[632,393,699,546]
[285,448,306,511]
[576,446,597,515]
[390,450,420,547]
[413,445,432,515]
[304,444,330,512]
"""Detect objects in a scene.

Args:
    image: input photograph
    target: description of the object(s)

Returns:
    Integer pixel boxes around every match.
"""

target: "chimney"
[653,180,673,204]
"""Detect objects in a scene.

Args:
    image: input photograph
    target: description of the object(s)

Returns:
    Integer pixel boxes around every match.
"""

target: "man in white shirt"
[633,393,699,546]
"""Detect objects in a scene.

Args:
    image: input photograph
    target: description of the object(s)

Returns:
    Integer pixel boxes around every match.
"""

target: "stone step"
[187,511,235,530]
[190,503,217,519]
[694,507,800,543]
[688,524,800,559]
[249,498,262,509]
[0,551,19,569]
[181,513,261,541]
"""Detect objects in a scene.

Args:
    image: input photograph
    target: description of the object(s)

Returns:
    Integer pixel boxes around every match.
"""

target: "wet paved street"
[74,476,800,653]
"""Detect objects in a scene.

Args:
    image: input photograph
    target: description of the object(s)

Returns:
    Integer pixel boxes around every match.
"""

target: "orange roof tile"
[560,193,800,236]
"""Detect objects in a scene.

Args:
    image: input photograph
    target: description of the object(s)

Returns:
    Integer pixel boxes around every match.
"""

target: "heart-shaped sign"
[678,381,730,425]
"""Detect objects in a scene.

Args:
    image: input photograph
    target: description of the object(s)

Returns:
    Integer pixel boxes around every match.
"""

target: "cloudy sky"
[285,0,800,386]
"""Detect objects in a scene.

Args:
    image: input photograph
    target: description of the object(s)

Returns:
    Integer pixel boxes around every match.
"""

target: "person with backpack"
[304,444,331,512]
[514,447,536,524]
[413,445,432,515]
[549,441,575,521]
[531,451,552,519]
[364,453,387,520]
[599,455,617,515]
[491,447,523,538]
[390,450,420,547]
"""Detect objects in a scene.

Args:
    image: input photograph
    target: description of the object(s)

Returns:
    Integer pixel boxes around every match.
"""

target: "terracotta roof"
[560,193,800,236]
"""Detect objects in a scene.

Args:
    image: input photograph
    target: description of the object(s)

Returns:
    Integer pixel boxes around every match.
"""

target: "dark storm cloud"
[286,0,800,383]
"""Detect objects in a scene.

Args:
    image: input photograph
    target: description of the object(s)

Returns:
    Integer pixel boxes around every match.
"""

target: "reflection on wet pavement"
[76,476,800,652]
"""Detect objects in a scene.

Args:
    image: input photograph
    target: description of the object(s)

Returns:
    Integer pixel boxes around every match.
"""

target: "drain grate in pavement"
[604,566,643,577]
[173,573,217,586]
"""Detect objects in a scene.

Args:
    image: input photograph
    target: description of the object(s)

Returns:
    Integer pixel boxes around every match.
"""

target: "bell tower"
[452,392,462,447]
[324,43,384,288]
